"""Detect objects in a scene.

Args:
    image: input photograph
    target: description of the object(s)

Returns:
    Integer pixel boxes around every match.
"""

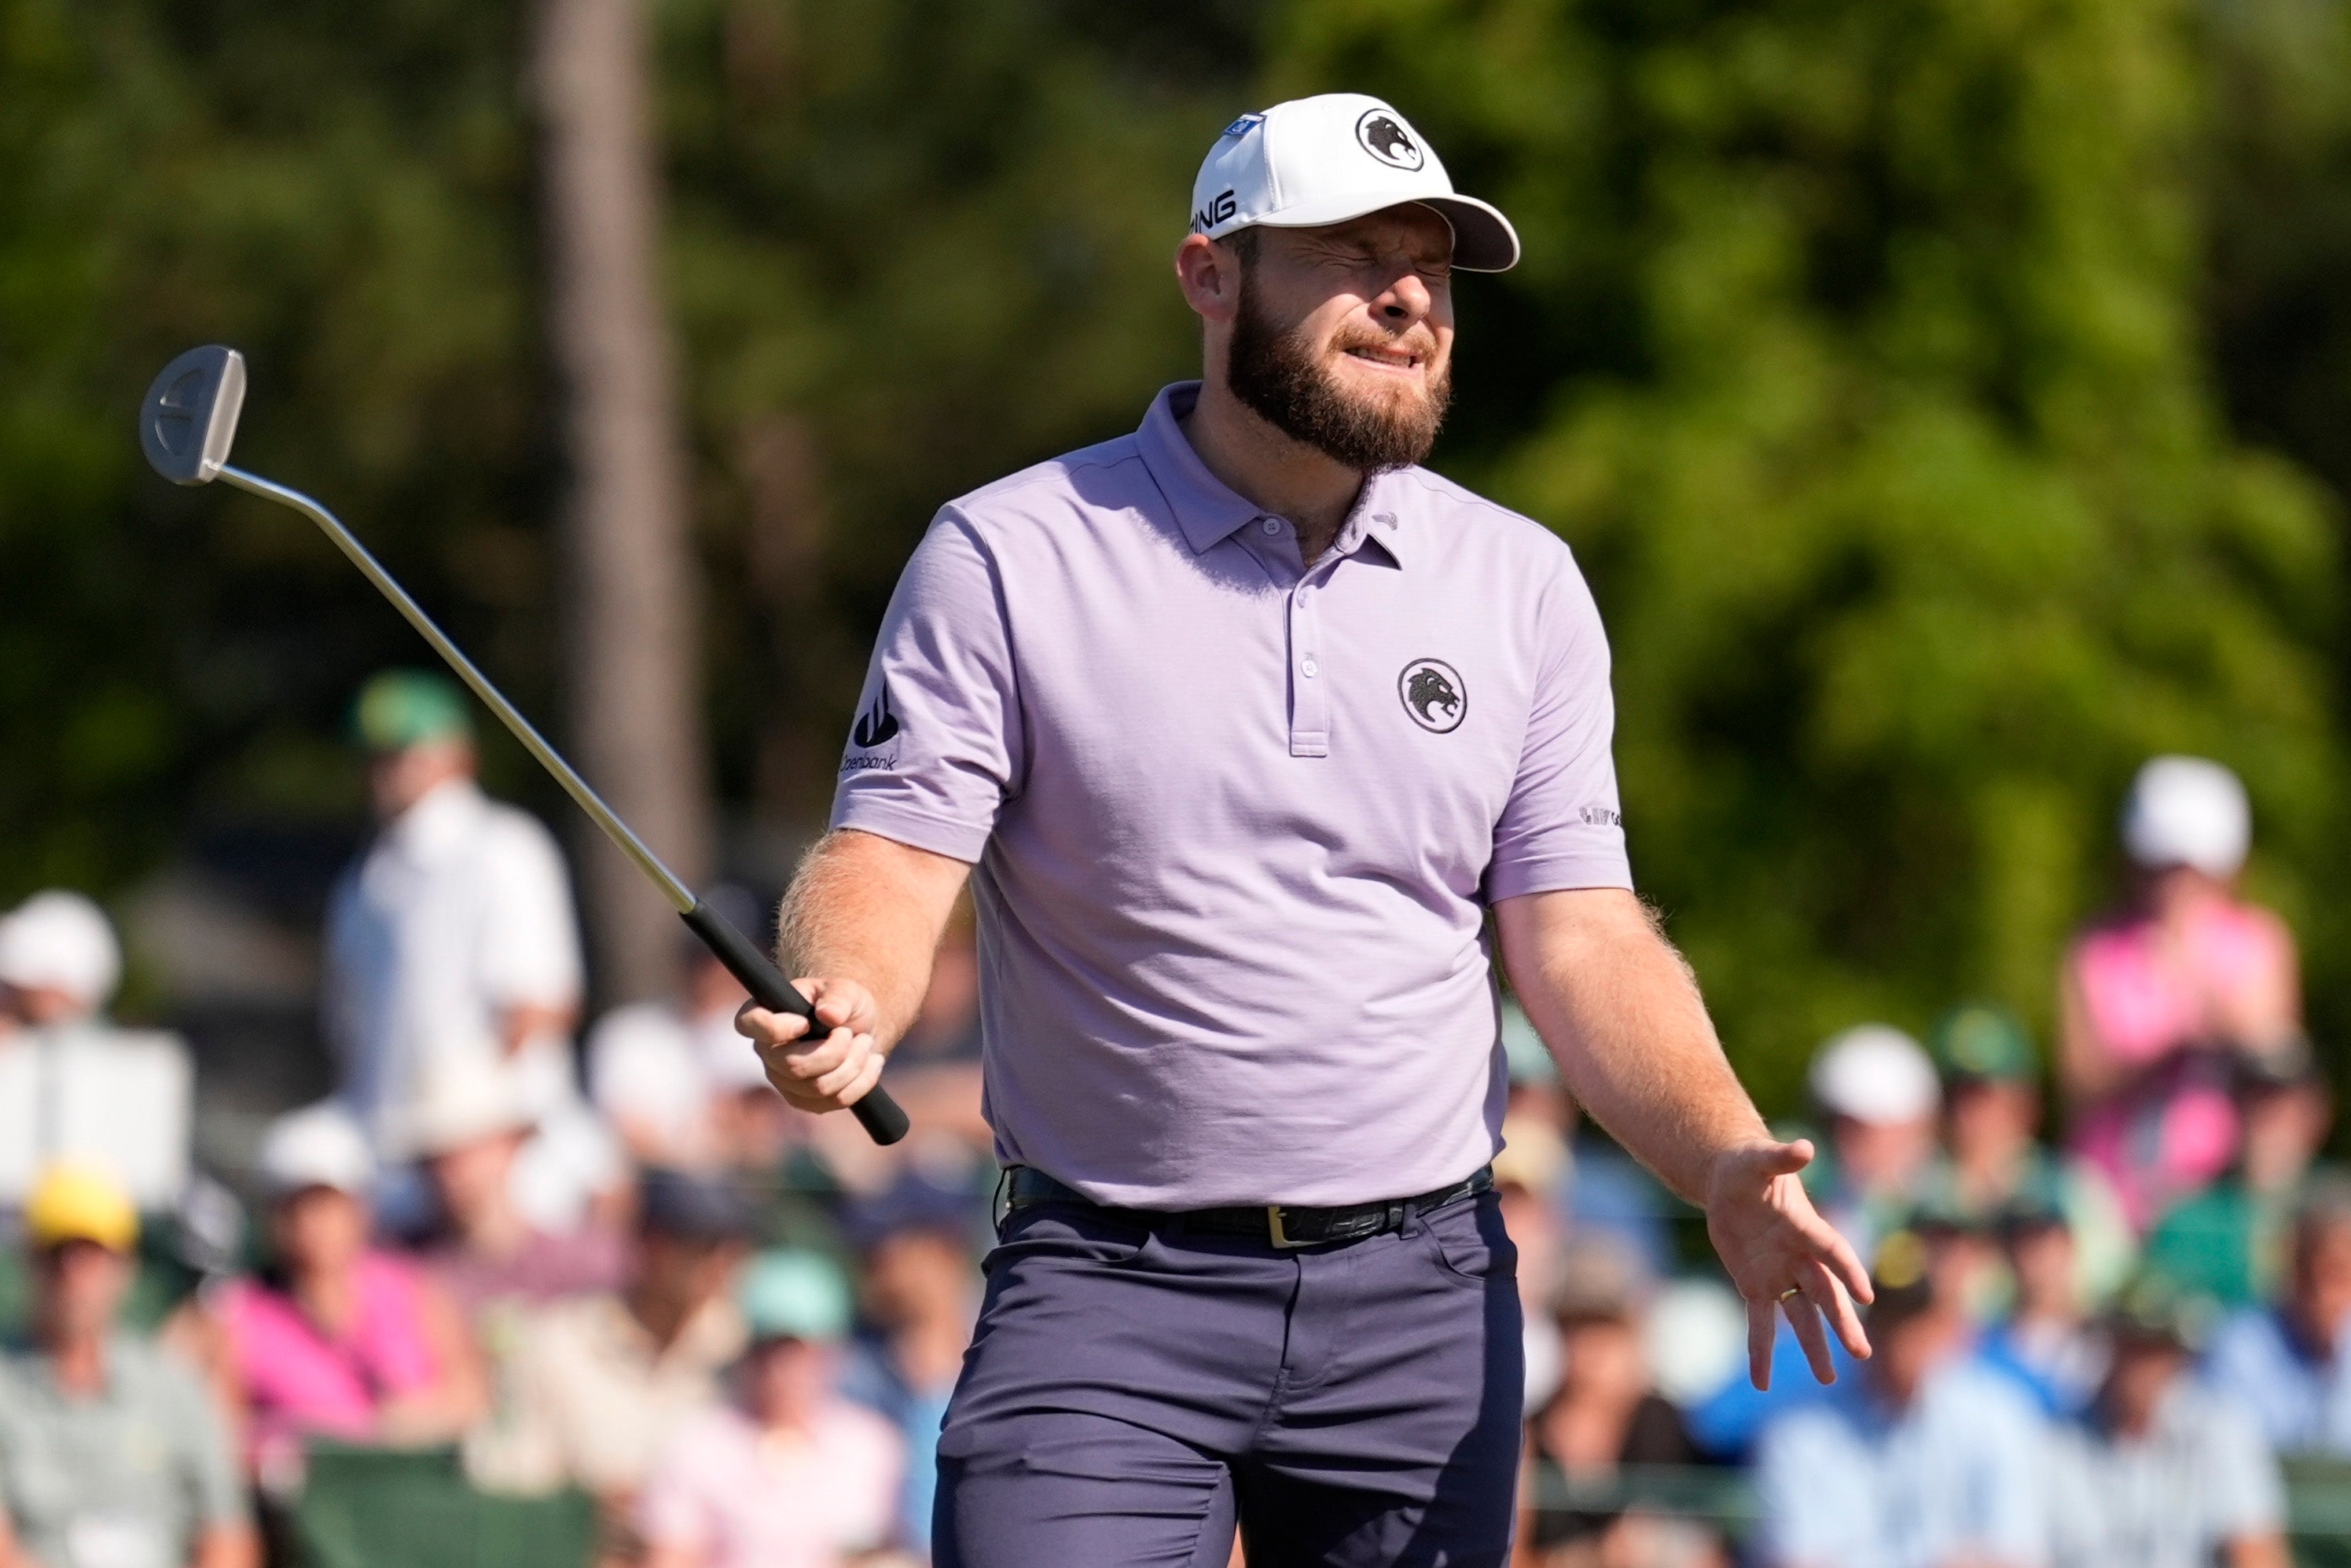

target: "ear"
[1174,233,1241,325]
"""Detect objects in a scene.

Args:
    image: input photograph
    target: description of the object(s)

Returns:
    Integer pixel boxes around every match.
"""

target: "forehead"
[1258,204,1454,264]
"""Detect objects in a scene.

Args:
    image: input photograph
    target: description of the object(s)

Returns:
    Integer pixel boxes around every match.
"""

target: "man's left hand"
[1704,1138,1874,1389]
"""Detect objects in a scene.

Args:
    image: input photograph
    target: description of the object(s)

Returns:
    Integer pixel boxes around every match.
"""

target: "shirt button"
[1302,659,1319,678]
[1261,517,1281,535]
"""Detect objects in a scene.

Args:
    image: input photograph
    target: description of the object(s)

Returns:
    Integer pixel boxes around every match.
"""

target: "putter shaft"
[221,465,694,913]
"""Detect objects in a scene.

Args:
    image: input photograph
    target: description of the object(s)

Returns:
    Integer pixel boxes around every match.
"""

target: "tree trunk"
[531,0,711,1004]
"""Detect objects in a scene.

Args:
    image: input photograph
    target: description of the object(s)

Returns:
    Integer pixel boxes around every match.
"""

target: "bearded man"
[738,94,1871,1567]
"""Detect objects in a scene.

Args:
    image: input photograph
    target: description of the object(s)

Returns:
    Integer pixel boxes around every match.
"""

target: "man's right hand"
[736,977,888,1114]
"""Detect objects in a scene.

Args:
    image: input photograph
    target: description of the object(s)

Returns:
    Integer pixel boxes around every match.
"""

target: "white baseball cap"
[1191,94,1520,272]
[258,1101,377,1198]
[0,890,122,1008]
[1809,1024,1940,1125]
[2123,755,2250,877]
[396,1049,536,1160]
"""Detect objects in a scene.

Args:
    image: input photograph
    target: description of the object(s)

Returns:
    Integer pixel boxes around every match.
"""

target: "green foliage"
[1269,0,2347,1108]
[5,0,2351,1115]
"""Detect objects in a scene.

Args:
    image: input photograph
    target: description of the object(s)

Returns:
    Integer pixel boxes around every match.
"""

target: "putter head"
[139,346,246,486]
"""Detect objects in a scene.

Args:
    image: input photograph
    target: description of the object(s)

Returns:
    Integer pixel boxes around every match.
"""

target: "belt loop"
[1387,1200,1405,1233]
[991,1165,1016,1237]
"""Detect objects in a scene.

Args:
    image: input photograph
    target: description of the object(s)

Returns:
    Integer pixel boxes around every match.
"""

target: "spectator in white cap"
[2063,755,2302,1228]
[399,1053,626,1326]
[1808,1024,1941,1258]
[177,1102,483,1491]
[0,890,193,1215]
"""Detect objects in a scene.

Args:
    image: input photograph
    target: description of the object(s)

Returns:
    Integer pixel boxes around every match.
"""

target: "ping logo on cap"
[1356,109,1424,171]
[1221,113,1263,138]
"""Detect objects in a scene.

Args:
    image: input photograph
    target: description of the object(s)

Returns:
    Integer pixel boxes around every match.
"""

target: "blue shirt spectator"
[1754,1231,2048,1568]
[1974,1181,2107,1419]
[2204,1177,2351,1456]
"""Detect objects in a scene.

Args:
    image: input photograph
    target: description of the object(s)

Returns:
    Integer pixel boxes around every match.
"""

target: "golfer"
[738,93,1872,1566]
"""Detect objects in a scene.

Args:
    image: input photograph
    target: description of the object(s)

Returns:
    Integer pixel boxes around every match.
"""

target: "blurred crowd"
[1505,755,2329,1568]
[0,670,2343,1568]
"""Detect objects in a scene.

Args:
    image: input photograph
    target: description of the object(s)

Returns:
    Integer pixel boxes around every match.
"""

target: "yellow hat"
[25,1162,138,1253]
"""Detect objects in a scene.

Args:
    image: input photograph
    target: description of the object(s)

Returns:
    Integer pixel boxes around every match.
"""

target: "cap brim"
[1238,192,1521,272]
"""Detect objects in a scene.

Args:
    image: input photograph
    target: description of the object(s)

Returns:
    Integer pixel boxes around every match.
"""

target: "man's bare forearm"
[777,828,972,1051]
[1495,887,1770,1204]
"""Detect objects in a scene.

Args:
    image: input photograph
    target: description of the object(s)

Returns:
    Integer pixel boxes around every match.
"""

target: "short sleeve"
[1484,556,1633,902]
[2202,1395,2287,1539]
[830,509,1022,862]
[1753,1412,1876,1568]
[477,814,585,1008]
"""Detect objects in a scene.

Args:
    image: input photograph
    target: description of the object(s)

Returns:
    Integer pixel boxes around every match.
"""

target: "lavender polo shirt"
[833,383,1632,1208]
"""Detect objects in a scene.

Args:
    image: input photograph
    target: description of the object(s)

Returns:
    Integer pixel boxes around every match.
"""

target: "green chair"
[292,1443,597,1568]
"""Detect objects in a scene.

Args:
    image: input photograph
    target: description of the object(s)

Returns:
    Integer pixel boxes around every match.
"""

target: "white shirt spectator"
[324,777,584,1148]
[0,1023,191,1210]
[2044,1381,2284,1568]
[587,1000,769,1171]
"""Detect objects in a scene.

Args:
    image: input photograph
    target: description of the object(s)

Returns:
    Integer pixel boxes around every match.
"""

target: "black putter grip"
[680,898,911,1146]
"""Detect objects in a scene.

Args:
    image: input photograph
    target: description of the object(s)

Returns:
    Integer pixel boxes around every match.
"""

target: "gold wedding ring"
[1776,1287,1802,1302]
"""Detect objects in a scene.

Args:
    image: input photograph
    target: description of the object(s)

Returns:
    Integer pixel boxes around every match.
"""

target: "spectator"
[1752,1231,2048,1568]
[1977,1177,2107,1418]
[1523,1276,1721,1567]
[2045,1276,2288,1568]
[323,670,617,1232]
[2062,757,2301,1229]
[2144,1044,2334,1307]
[0,890,193,1214]
[1494,1114,1571,1409]
[638,1250,904,1568]
[1919,1004,2134,1305]
[199,1103,484,1492]
[586,887,762,1173]
[2205,1176,2351,1456]
[464,1170,751,1516]
[840,1182,982,1558]
[0,1164,256,1568]
[1501,1002,1673,1283]
[1804,1025,1941,1258]
[399,1053,626,1325]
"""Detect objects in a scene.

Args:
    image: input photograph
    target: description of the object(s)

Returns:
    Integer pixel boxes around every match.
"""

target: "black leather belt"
[1002,1164,1493,1250]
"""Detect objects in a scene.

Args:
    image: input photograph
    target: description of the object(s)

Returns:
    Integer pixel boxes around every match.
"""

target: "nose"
[1375,268,1433,326]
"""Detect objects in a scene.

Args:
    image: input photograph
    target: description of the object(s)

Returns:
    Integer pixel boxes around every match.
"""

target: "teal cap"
[739,1248,853,1342]
[352,670,473,752]
[1500,1001,1556,1087]
[1930,1003,2037,1084]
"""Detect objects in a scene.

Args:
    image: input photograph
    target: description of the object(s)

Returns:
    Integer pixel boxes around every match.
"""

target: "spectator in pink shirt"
[638,1249,905,1568]
[191,1103,484,1493]
[2063,757,2303,1228]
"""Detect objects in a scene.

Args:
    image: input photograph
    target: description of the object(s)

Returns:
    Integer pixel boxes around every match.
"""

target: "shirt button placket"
[1290,582,1329,758]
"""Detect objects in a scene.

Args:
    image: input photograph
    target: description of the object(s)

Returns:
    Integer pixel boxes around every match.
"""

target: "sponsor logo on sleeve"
[1398,658,1466,733]
[841,678,902,772]
[1356,110,1424,171]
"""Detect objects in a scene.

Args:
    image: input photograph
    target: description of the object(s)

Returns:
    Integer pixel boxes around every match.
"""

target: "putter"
[140,345,910,1146]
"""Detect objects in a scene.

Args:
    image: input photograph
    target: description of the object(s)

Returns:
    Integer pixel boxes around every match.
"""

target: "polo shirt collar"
[1137,382,1412,565]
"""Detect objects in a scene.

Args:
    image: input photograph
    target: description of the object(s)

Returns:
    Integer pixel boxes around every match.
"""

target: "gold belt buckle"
[1267,1206,1310,1249]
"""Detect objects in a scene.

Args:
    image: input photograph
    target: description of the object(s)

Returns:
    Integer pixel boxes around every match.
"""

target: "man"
[736,94,1868,1565]
[0,1164,255,1568]
[1805,1024,1941,1258]
[2146,1045,2334,1306]
[399,1052,625,1324]
[1919,1003,2134,1306]
[2044,1276,2287,1568]
[1975,1177,2107,1419]
[464,1170,751,1520]
[2205,1174,2351,1455]
[1753,1232,2048,1568]
[323,670,618,1229]
[0,891,193,1214]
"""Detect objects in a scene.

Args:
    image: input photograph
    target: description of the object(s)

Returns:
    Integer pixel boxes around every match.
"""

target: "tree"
[534,0,712,1002]
[1269,0,2345,1109]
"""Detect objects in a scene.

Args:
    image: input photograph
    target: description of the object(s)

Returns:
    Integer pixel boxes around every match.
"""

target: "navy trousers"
[933,1187,1524,1567]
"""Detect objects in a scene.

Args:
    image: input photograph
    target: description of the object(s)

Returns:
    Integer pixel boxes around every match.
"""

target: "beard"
[1225,277,1452,473]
